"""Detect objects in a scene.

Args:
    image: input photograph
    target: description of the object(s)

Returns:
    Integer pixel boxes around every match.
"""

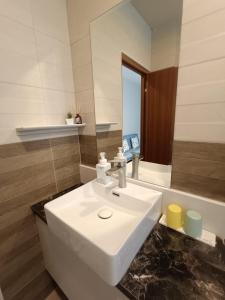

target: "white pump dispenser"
[114,147,127,162]
[96,152,111,185]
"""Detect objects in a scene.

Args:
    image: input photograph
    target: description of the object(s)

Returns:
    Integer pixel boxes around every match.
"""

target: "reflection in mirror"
[90,0,183,187]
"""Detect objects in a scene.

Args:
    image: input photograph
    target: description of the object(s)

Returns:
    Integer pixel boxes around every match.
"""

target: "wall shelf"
[96,122,118,132]
[16,124,86,136]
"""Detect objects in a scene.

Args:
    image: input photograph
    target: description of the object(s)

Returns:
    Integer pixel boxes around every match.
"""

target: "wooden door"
[141,67,178,165]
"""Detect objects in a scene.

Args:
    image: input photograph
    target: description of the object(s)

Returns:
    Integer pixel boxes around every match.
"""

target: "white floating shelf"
[96,122,118,132]
[16,124,86,136]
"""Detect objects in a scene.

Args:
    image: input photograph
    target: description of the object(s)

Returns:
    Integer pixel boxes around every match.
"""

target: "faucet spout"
[106,160,127,188]
[131,154,143,180]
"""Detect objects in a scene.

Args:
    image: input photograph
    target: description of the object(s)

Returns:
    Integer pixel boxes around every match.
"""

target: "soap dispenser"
[115,147,127,162]
[96,152,111,184]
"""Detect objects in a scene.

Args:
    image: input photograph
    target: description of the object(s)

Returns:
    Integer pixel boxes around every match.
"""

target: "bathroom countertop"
[118,223,225,300]
[32,197,225,300]
[31,183,83,223]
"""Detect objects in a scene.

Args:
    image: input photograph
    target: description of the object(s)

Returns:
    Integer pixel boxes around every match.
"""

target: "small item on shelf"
[166,203,183,229]
[184,210,202,238]
[66,112,74,125]
[75,113,82,124]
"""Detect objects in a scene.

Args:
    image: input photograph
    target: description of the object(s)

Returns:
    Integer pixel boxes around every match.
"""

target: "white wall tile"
[35,32,72,68]
[0,82,44,101]
[73,63,93,93]
[30,0,69,43]
[39,62,74,92]
[75,90,95,114]
[178,58,225,87]
[175,0,225,143]
[174,122,225,143]
[182,9,225,45]
[0,0,33,27]
[71,36,92,69]
[182,0,225,24]
[177,80,225,106]
[43,90,76,115]
[0,16,36,58]
[67,0,123,44]
[0,48,41,86]
[0,0,75,144]
[180,34,225,67]
[176,103,225,123]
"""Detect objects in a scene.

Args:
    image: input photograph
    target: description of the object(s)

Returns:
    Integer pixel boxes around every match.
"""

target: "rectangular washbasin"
[45,180,162,285]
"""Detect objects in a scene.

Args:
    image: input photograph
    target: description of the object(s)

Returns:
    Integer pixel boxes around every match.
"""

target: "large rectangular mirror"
[90,0,183,187]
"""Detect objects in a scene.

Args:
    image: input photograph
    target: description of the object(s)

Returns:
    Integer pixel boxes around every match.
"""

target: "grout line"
[179,55,225,69]
[70,34,90,47]
[0,13,70,45]
[0,80,75,94]
[182,7,225,26]
[178,79,225,89]
[181,32,225,48]
[49,139,59,193]
[176,101,225,107]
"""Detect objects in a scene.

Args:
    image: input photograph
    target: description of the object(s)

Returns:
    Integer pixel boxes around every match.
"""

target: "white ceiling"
[131,0,183,28]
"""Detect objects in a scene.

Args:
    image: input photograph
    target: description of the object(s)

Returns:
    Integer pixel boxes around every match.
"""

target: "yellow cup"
[166,204,183,229]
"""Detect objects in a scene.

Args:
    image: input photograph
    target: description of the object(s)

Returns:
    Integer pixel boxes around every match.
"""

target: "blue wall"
[122,66,141,139]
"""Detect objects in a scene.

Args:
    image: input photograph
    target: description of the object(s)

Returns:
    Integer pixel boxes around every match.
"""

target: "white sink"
[45,180,162,286]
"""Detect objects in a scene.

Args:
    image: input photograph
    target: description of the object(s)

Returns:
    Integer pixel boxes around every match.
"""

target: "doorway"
[121,53,178,165]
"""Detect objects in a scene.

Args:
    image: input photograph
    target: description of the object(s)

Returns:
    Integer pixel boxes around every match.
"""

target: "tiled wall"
[172,141,225,202]
[172,0,225,202]
[174,0,225,143]
[90,2,151,130]
[0,135,80,300]
[0,0,75,145]
[67,0,123,136]
[97,130,122,160]
[79,135,98,167]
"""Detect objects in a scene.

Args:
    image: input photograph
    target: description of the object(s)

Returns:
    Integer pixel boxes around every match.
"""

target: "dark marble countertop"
[118,224,225,300]
[32,194,225,300]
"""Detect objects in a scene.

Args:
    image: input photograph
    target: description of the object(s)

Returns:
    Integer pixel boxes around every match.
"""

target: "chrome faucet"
[131,154,143,180]
[106,159,127,188]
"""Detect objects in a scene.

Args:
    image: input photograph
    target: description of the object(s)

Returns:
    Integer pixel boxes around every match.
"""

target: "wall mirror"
[90,0,183,187]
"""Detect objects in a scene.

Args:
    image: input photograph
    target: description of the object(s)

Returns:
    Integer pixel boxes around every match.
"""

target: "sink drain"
[98,208,113,219]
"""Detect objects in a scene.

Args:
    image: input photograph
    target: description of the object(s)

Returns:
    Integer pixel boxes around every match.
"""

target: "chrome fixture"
[106,159,127,188]
[131,154,143,180]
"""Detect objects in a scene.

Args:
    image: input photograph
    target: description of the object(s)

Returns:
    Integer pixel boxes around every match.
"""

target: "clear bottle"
[96,152,111,184]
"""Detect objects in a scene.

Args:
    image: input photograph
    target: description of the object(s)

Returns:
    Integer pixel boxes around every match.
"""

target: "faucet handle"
[109,158,126,167]
[132,153,144,161]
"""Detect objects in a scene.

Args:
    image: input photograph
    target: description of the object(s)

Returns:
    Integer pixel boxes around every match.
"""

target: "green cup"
[184,210,202,238]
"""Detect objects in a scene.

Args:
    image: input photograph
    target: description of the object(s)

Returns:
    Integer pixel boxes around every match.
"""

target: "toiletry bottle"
[114,147,127,162]
[96,152,111,184]
[75,113,82,124]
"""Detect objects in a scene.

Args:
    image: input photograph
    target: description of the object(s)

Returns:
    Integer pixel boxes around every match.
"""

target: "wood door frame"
[121,53,150,157]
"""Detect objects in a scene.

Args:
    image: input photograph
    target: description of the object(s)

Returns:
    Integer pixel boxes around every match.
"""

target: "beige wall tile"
[0,0,75,145]
[175,0,225,144]
[73,63,93,93]
[182,0,225,24]
[67,0,123,44]
[71,36,92,69]
[0,0,33,27]
[30,0,70,43]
